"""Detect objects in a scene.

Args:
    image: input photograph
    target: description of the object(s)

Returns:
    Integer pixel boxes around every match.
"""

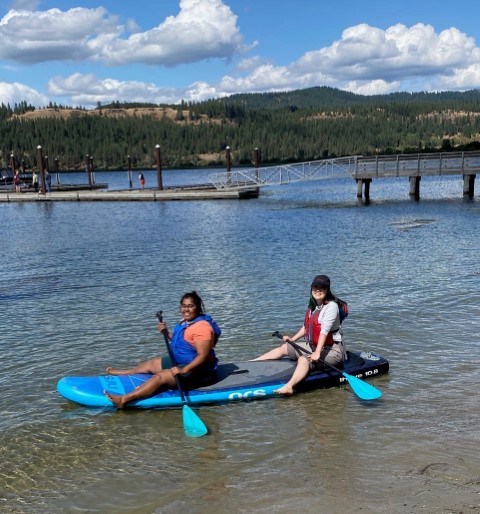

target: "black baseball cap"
[311,275,330,289]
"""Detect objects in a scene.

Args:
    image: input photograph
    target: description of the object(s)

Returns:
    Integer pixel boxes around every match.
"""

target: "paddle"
[271,331,382,400]
[156,311,208,437]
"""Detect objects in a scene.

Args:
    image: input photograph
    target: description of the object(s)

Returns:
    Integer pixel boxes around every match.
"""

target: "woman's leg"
[274,355,310,395]
[251,343,288,361]
[104,369,176,408]
[106,356,163,375]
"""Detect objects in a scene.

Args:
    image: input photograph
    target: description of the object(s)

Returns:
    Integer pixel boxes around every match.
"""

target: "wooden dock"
[0,186,259,203]
[207,150,479,201]
[353,151,479,200]
[2,150,478,203]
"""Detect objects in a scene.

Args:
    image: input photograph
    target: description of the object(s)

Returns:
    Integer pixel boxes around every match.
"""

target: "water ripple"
[1,173,479,513]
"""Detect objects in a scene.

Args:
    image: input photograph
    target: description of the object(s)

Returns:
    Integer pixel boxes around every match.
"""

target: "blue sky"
[1,0,480,108]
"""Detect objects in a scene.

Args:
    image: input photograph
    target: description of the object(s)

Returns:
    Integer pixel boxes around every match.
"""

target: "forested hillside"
[2,87,480,170]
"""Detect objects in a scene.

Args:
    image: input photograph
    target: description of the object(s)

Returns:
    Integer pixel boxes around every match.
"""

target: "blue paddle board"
[57,350,389,408]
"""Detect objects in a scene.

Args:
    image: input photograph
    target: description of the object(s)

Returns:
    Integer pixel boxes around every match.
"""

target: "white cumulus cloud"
[47,73,231,105]
[0,0,244,66]
[48,73,182,105]
[0,81,49,105]
[4,14,480,106]
[97,0,244,65]
[0,7,119,63]
[215,22,480,96]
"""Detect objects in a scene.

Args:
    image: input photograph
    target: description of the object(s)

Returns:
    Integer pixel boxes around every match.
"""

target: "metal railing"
[207,151,480,190]
[353,151,480,179]
[208,156,358,189]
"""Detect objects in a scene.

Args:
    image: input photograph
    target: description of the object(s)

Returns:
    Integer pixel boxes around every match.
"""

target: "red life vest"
[304,305,334,347]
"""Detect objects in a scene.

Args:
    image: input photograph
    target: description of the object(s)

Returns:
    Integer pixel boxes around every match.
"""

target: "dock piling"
[10,153,15,175]
[127,155,132,189]
[226,146,231,185]
[356,178,372,202]
[37,145,46,195]
[409,176,421,200]
[55,157,60,184]
[85,154,92,189]
[89,156,95,185]
[155,145,163,190]
[463,174,476,198]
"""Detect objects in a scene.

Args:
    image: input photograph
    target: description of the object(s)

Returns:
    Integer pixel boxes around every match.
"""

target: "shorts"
[286,340,345,370]
[161,356,216,388]
[286,341,313,359]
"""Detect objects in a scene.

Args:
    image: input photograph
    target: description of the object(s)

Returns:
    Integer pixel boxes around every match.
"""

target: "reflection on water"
[1,171,479,513]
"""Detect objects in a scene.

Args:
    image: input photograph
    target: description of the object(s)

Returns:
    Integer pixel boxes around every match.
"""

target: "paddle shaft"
[272,331,345,374]
[272,330,383,400]
[156,311,187,404]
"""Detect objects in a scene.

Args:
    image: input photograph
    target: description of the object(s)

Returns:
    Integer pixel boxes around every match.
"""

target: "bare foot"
[274,385,295,396]
[104,390,127,408]
[105,367,129,375]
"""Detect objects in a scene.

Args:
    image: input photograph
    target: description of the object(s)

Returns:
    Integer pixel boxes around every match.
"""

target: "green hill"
[2,87,480,170]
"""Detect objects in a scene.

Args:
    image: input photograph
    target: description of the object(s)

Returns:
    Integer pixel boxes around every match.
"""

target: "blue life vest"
[171,314,220,370]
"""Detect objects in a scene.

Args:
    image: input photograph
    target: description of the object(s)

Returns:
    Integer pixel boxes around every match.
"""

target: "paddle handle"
[156,310,187,404]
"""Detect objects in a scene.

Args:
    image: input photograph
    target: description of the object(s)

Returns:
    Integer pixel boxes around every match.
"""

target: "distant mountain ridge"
[2,86,480,170]
[196,86,480,110]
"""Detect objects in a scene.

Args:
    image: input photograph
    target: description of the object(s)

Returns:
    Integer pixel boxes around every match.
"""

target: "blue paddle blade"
[343,372,382,400]
[182,405,208,437]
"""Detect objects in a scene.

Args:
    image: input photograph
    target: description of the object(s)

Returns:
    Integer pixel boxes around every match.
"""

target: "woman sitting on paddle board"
[253,275,346,396]
[104,291,220,408]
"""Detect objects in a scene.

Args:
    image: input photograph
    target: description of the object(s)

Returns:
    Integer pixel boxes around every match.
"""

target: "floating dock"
[0,186,259,203]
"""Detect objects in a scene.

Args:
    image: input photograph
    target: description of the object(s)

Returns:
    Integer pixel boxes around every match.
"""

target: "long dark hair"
[308,287,335,311]
[180,291,205,315]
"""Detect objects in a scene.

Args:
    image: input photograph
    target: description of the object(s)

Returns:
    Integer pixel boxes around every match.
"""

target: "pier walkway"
[208,156,357,189]
[208,151,479,199]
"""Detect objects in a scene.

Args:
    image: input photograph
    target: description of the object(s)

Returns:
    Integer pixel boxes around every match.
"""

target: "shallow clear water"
[1,170,479,513]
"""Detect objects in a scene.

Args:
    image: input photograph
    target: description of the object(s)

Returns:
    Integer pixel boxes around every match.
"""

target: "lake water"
[1,169,479,513]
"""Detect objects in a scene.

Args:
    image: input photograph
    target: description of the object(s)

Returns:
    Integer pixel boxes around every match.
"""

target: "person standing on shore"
[139,173,145,190]
[32,171,39,194]
[13,171,21,193]
[45,170,52,193]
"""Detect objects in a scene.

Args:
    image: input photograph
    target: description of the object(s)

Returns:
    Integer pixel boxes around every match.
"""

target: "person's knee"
[151,371,168,386]
[298,355,310,367]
